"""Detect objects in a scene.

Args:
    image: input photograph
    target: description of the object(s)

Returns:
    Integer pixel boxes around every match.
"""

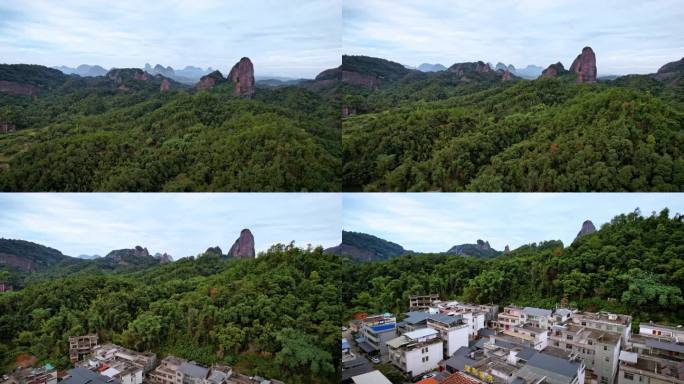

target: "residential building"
[516,352,585,384]
[357,313,397,356]
[638,322,684,343]
[502,324,548,351]
[410,294,440,311]
[618,350,684,384]
[522,307,553,330]
[69,334,99,363]
[341,356,374,384]
[387,328,443,378]
[350,370,393,384]
[0,364,57,384]
[176,362,208,384]
[570,312,632,344]
[60,368,120,384]
[498,306,525,331]
[76,344,156,384]
[148,356,186,384]
[426,315,470,357]
[432,302,489,337]
[549,323,621,384]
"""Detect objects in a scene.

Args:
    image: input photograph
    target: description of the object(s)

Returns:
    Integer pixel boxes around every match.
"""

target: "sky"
[0,193,341,258]
[343,0,684,75]
[343,193,684,253]
[0,0,341,78]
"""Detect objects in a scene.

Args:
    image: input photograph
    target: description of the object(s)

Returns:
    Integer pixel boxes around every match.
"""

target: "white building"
[502,323,549,350]
[387,328,443,378]
[638,322,684,342]
[426,315,469,357]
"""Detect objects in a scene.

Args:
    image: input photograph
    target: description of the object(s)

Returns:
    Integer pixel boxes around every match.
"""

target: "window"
[422,356,429,363]
[604,346,608,351]
[567,335,573,340]
[605,357,609,362]
[624,373,634,380]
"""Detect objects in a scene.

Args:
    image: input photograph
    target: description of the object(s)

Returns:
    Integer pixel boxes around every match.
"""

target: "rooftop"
[351,370,392,384]
[405,327,438,340]
[523,307,552,317]
[526,353,581,378]
[178,362,208,379]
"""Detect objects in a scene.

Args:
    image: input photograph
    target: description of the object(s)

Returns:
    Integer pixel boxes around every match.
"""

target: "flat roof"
[523,307,552,317]
[645,339,684,353]
[526,353,579,378]
[352,370,392,384]
[405,328,438,340]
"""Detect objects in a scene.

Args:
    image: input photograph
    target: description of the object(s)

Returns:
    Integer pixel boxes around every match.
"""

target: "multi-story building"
[638,322,684,343]
[76,344,156,384]
[498,306,525,331]
[176,362,208,384]
[516,352,585,384]
[410,294,439,311]
[570,312,632,344]
[549,323,621,384]
[502,324,549,351]
[148,356,186,384]
[69,335,99,363]
[60,368,120,384]
[426,315,469,358]
[433,302,488,337]
[0,364,58,384]
[387,328,443,378]
[617,350,684,384]
[522,307,553,330]
[358,313,397,356]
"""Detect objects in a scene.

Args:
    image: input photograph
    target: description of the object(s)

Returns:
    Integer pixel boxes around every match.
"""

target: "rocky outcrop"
[196,70,225,90]
[575,220,596,239]
[449,61,491,76]
[1,122,16,133]
[541,62,566,78]
[342,106,357,117]
[106,68,149,84]
[156,253,173,264]
[504,245,510,254]
[228,57,255,97]
[502,69,512,81]
[476,239,491,250]
[570,47,597,83]
[133,245,149,258]
[0,252,34,270]
[160,79,170,92]
[205,246,223,256]
[653,57,684,85]
[228,229,255,259]
[342,70,379,90]
[0,81,39,96]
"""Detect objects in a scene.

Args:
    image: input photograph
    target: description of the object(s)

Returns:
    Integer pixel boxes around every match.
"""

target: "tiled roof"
[442,372,480,384]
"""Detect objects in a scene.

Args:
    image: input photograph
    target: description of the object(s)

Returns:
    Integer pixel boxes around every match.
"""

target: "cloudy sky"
[343,0,684,75]
[0,0,341,78]
[343,193,684,253]
[0,194,341,258]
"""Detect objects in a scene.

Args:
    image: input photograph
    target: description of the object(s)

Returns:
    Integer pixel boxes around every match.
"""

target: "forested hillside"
[342,55,684,191]
[0,64,340,192]
[0,244,342,384]
[342,208,684,327]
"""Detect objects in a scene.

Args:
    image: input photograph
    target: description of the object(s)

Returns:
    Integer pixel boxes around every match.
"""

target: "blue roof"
[371,323,396,332]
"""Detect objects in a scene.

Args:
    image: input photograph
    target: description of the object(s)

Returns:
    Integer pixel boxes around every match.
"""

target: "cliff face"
[570,47,597,83]
[228,229,255,259]
[228,57,255,97]
[0,81,39,96]
[196,70,225,90]
[575,220,597,240]
[541,62,567,78]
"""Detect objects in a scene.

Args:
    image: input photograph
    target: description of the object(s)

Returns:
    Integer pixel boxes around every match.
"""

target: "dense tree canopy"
[343,68,684,191]
[0,245,343,384]
[342,209,684,328]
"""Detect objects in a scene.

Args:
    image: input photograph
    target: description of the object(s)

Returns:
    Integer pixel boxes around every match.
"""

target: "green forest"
[0,245,343,384]
[0,65,340,192]
[342,208,684,328]
[342,56,684,192]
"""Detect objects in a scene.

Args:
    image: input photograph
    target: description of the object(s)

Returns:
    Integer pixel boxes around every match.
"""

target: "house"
[570,312,632,344]
[60,368,120,384]
[522,307,553,330]
[617,349,684,384]
[426,315,470,357]
[358,313,397,356]
[0,364,58,384]
[516,352,585,384]
[638,322,684,343]
[410,294,440,311]
[0,122,15,134]
[176,362,208,384]
[387,328,443,378]
[76,344,156,384]
[549,323,621,384]
[341,356,374,384]
[148,356,186,384]
[501,323,548,351]
[69,335,99,363]
[350,370,392,384]
[498,306,525,331]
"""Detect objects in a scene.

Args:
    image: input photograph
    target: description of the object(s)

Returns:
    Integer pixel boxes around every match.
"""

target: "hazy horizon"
[0,193,342,258]
[343,193,684,253]
[343,0,684,76]
[0,0,341,78]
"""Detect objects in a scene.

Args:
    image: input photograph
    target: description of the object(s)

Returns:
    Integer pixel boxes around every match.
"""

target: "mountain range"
[327,220,597,262]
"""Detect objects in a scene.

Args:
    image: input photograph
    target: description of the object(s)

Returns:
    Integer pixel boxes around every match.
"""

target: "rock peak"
[570,47,597,83]
[576,220,596,239]
[228,57,255,97]
[228,228,255,259]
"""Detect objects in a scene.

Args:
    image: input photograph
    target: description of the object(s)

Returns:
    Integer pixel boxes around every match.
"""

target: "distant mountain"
[417,63,447,72]
[54,64,108,77]
[575,220,597,240]
[513,64,544,79]
[341,55,414,88]
[0,238,80,271]
[324,230,406,261]
[78,254,101,260]
[446,239,501,259]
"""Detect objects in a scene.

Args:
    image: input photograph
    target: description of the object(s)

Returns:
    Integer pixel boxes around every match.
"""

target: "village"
[342,295,684,384]
[0,337,284,384]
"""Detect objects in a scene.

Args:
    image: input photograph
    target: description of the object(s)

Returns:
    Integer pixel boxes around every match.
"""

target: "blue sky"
[343,0,684,75]
[343,193,684,253]
[0,193,341,258]
[0,0,341,78]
